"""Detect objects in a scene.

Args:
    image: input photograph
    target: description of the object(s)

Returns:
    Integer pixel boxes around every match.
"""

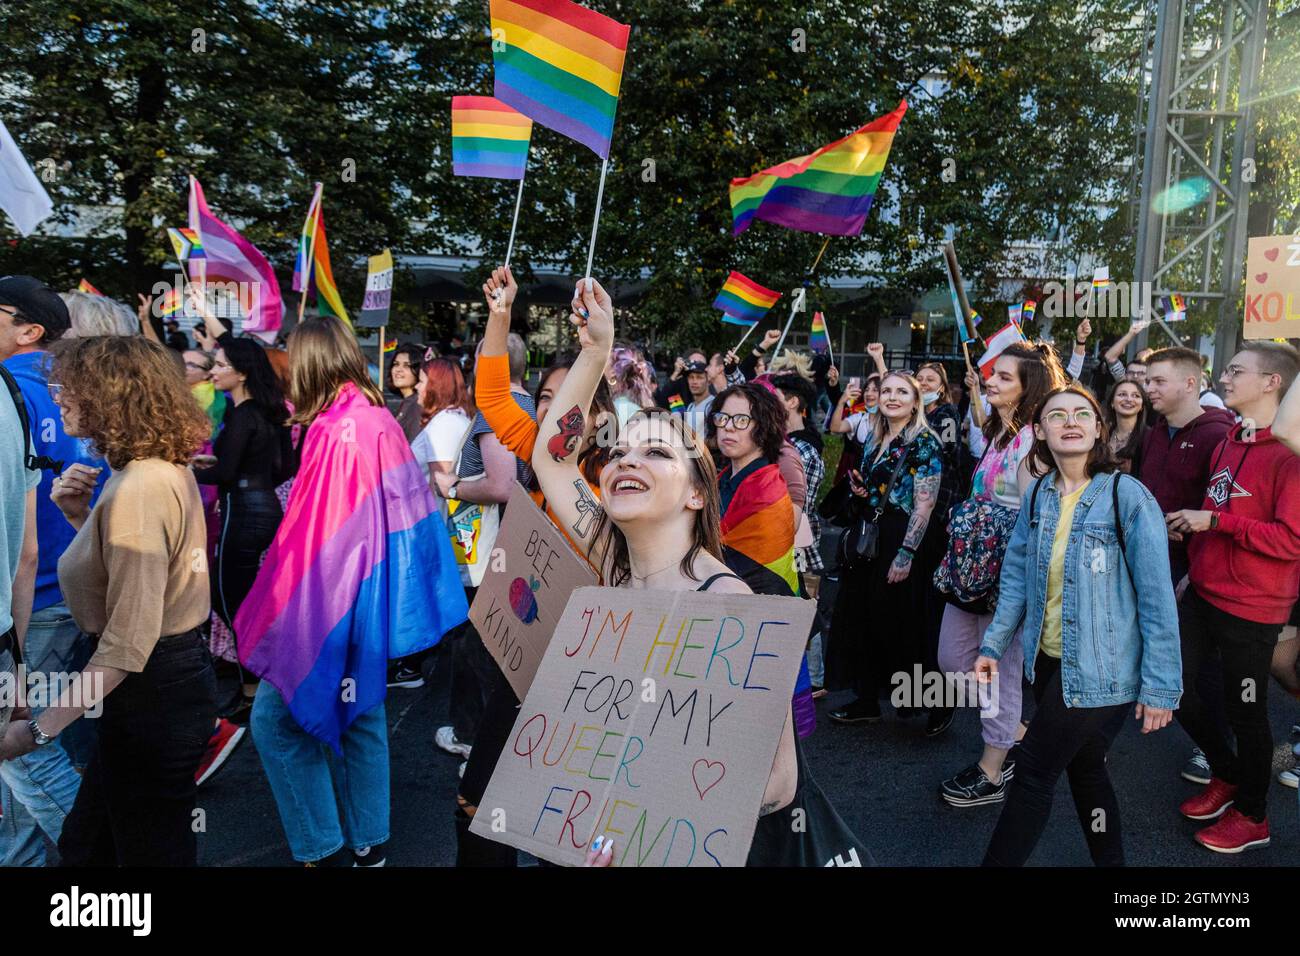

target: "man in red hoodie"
[1166,341,1300,853]
[1139,347,1237,786]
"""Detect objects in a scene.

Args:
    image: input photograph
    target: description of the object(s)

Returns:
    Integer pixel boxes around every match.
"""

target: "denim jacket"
[978,471,1183,710]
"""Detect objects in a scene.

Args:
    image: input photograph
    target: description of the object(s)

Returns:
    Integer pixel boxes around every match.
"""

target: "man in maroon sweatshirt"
[1166,341,1300,854]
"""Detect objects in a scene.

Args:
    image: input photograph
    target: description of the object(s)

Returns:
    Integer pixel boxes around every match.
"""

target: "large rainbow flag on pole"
[235,382,469,749]
[452,96,533,179]
[713,271,781,326]
[730,100,907,236]
[293,182,351,327]
[489,0,631,159]
[187,176,283,335]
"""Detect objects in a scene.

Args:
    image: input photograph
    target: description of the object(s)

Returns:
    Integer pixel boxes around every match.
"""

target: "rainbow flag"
[809,312,831,353]
[235,381,469,748]
[452,95,533,179]
[490,0,631,159]
[967,310,983,332]
[1092,266,1111,289]
[293,182,351,327]
[188,176,283,335]
[77,279,102,296]
[668,393,685,412]
[1161,295,1187,321]
[713,271,781,326]
[730,101,907,236]
[383,337,398,353]
[1021,299,1037,325]
[158,288,182,316]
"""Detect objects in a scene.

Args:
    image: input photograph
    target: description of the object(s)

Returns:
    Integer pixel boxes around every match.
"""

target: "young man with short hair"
[1167,341,1300,853]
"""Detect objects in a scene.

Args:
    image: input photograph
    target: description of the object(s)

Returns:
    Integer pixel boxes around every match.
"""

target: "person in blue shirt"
[0,276,107,867]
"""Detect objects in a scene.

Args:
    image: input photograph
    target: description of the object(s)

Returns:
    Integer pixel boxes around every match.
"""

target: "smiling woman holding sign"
[530,278,868,866]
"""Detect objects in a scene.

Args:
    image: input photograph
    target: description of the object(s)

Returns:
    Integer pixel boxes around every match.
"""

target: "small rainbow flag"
[77,279,103,296]
[158,288,183,316]
[1021,299,1037,325]
[967,310,983,330]
[452,96,532,179]
[1161,295,1187,322]
[730,101,907,237]
[293,183,351,327]
[713,271,781,326]
[490,0,631,160]
[668,394,685,412]
[383,338,398,353]
[1092,266,1111,289]
[809,312,831,353]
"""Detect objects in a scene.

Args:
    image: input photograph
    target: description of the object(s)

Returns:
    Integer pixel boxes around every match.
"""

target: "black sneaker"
[387,665,425,689]
[1001,758,1015,782]
[352,842,387,867]
[925,707,955,737]
[828,698,883,724]
[940,764,1007,807]
[304,847,353,867]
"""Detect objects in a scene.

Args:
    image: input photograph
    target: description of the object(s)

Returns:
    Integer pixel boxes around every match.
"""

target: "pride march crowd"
[0,0,1297,872]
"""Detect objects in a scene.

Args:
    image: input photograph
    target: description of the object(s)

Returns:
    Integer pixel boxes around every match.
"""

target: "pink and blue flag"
[188,175,283,336]
[234,382,468,748]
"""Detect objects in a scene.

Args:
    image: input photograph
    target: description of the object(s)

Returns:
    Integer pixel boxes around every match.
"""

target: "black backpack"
[0,363,60,474]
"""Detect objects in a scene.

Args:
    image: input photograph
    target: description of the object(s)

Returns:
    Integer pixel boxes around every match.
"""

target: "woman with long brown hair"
[411,357,474,517]
[934,343,1063,806]
[0,336,216,865]
[1103,377,1151,474]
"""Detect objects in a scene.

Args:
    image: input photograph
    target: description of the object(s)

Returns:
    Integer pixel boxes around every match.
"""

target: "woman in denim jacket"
[976,385,1183,866]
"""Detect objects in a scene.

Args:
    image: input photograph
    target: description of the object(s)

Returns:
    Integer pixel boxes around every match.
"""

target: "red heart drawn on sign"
[1255,273,1269,284]
[1264,247,1279,262]
[692,759,726,799]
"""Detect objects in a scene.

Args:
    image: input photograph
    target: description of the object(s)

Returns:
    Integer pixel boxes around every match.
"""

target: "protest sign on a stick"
[469,483,598,700]
[470,585,815,867]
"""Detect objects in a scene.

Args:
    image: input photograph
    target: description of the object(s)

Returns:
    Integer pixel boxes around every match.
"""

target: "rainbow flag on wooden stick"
[809,311,831,354]
[713,271,781,326]
[489,0,631,159]
[730,101,906,236]
[293,183,351,327]
[452,96,533,179]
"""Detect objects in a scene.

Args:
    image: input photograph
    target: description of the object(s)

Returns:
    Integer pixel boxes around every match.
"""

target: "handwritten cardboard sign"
[1244,234,1300,339]
[470,585,815,867]
[469,483,598,700]
[355,248,394,328]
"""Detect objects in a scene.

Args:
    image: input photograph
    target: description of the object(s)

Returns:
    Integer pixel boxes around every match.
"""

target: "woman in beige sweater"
[0,335,216,865]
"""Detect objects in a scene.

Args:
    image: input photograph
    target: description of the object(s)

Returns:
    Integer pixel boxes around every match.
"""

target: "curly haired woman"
[0,335,217,865]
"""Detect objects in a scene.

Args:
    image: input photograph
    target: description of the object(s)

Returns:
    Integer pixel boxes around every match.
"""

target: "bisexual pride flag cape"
[235,382,468,749]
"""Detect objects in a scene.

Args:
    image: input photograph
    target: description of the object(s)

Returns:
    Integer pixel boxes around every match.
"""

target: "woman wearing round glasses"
[976,384,1181,866]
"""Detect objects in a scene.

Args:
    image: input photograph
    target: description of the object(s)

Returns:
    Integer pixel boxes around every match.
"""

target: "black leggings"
[1174,587,1279,821]
[214,489,281,681]
[59,630,217,866]
[983,653,1127,866]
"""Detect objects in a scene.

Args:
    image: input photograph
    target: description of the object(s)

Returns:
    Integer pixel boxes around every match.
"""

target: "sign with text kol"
[1244,234,1300,339]
[470,585,815,866]
[469,483,598,699]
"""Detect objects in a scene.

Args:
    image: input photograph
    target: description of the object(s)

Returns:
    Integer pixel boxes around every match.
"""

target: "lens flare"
[1152,177,1212,214]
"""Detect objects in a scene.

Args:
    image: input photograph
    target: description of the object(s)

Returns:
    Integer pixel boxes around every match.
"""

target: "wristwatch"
[448,481,460,500]
[1209,512,1220,531]
[28,719,53,747]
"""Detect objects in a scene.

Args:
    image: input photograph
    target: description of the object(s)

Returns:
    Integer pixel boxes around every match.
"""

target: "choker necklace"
[630,556,682,581]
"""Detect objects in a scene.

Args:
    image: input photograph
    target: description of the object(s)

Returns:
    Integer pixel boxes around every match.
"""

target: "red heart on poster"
[1256,273,1269,284]
[691,759,726,799]
[1264,247,1279,262]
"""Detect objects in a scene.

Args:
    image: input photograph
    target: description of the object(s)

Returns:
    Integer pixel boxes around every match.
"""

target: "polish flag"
[977,322,1027,379]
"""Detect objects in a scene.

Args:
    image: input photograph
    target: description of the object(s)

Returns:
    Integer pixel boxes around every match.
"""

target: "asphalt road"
[195,635,1300,867]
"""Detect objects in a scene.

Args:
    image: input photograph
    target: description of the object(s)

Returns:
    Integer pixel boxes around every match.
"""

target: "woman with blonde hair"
[827,371,945,726]
[0,335,215,865]
[235,317,468,866]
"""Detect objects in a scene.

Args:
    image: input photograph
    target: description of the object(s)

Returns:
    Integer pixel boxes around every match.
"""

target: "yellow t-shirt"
[1040,484,1087,659]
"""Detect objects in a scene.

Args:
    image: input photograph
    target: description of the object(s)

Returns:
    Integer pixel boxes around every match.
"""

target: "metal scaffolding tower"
[1132,0,1270,368]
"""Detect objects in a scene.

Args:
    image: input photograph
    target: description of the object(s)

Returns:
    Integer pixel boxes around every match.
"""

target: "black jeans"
[58,629,217,866]
[983,653,1127,866]
[1175,587,1279,821]
[213,489,282,634]
[447,586,505,745]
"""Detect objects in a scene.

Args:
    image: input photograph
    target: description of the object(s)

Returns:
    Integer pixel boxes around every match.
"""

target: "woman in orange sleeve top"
[451,266,615,867]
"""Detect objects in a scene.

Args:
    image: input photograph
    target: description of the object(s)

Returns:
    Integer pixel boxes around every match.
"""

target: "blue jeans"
[251,682,390,863]
[0,603,94,867]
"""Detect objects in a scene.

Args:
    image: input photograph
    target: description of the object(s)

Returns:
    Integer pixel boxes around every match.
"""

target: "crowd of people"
[0,268,1298,867]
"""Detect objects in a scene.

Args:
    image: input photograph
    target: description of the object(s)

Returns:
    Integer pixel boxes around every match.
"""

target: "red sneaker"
[195,718,247,787]
[1194,808,1270,853]
[1179,777,1237,820]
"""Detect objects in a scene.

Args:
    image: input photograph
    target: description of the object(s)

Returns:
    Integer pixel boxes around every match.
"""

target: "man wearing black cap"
[0,275,104,866]
[678,358,716,437]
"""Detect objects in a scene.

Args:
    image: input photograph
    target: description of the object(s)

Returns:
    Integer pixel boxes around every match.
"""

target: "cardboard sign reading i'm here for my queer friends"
[469,483,598,700]
[470,585,815,867]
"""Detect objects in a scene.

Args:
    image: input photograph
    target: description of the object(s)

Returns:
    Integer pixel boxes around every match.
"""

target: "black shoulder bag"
[836,440,913,572]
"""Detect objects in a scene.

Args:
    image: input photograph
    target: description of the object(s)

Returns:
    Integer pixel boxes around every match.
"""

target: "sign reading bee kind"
[1244,234,1300,339]
[469,483,599,700]
[471,585,815,867]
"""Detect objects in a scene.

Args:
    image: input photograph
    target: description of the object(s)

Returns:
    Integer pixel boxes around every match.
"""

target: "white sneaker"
[1279,766,1300,789]
[435,726,472,758]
